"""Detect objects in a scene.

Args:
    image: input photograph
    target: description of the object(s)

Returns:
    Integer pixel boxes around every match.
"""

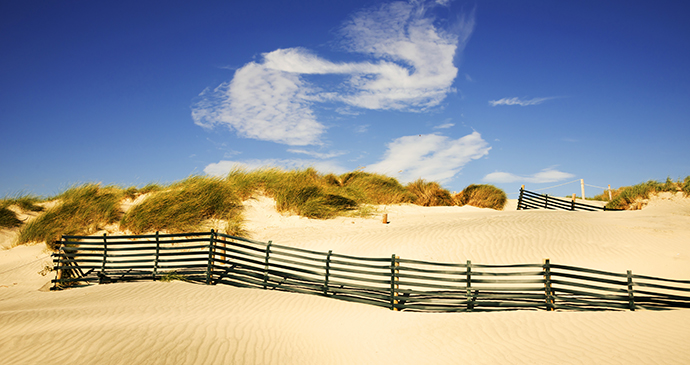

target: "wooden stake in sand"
[382,213,388,224]
[543,258,554,311]
[581,179,586,200]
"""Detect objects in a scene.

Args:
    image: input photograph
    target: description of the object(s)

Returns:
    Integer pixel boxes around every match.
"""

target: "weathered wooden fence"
[517,187,622,211]
[52,231,690,312]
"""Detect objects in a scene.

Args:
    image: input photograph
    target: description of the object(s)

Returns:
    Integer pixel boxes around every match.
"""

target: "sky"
[2,0,689,199]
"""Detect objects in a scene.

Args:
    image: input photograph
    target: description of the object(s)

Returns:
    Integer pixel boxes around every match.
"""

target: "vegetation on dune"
[18,184,123,249]
[0,195,44,229]
[120,176,243,235]
[405,179,454,207]
[454,184,507,210]
[605,176,690,210]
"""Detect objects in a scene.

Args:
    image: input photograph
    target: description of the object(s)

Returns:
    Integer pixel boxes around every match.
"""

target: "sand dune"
[2,194,690,364]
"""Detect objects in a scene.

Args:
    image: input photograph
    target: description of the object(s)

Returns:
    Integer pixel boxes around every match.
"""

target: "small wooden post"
[206,230,216,285]
[466,260,473,312]
[608,185,612,201]
[544,194,549,209]
[153,231,160,280]
[581,179,586,201]
[517,185,525,210]
[543,258,554,311]
[390,254,399,311]
[382,213,388,224]
[324,250,332,296]
[627,270,635,311]
[263,241,272,290]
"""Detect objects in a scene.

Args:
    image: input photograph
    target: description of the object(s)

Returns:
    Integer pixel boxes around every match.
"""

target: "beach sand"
[2,193,689,364]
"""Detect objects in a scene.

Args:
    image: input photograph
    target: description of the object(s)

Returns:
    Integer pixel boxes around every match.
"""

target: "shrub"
[19,184,124,249]
[683,176,690,196]
[406,179,453,206]
[454,184,507,210]
[121,176,244,234]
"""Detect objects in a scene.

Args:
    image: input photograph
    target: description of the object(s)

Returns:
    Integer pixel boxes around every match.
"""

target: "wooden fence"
[52,231,690,312]
[517,187,622,211]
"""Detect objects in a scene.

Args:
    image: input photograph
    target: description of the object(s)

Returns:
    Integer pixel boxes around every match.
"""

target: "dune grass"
[18,184,124,249]
[405,179,454,206]
[0,195,44,229]
[605,176,689,210]
[454,184,507,210]
[120,176,243,234]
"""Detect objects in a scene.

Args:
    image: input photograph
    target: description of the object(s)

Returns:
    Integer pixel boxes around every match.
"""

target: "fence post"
[627,270,635,311]
[517,185,525,210]
[53,242,66,290]
[206,230,216,285]
[324,250,332,296]
[544,194,549,209]
[581,179,586,201]
[466,260,473,312]
[390,254,399,311]
[153,231,160,281]
[264,241,272,290]
[99,233,108,284]
[543,258,554,311]
[608,185,612,201]
[571,194,576,211]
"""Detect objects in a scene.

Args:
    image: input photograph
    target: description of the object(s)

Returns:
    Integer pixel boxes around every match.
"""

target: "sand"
[1,193,689,364]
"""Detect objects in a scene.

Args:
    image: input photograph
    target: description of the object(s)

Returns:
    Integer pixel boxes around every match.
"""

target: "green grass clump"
[683,176,690,196]
[605,177,684,210]
[18,184,124,249]
[454,184,507,210]
[405,179,453,206]
[121,176,243,234]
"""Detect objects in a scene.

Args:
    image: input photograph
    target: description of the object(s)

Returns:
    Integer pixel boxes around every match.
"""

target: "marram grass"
[454,184,507,210]
[605,176,689,210]
[19,184,123,249]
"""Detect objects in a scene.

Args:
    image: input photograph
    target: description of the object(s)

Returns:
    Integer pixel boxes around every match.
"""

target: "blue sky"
[2,0,689,199]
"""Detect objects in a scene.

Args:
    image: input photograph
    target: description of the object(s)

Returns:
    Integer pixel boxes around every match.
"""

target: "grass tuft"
[454,184,507,210]
[405,179,453,206]
[605,177,687,210]
[18,184,124,249]
[121,176,243,235]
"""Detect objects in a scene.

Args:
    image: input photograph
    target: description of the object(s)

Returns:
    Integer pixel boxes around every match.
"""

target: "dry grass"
[405,179,453,207]
[454,184,507,210]
[18,184,124,249]
[605,176,689,210]
[120,176,243,234]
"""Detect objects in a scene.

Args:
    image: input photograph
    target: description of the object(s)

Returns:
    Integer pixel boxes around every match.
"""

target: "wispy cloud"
[192,0,474,145]
[287,149,348,159]
[483,168,575,184]
[433,122,454,129]
[204,159,348,177]
[366,131,490,184]
[488,97,556,107]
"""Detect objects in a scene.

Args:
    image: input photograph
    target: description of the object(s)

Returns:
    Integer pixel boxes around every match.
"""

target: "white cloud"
[488,97,556,107]
[193,1,474,145]
[366,131,490,184]
[287,149,348,159]
[204,159,348,177]
[192,63,325,146]
[433,122,454,129]
[483,168,575,184]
